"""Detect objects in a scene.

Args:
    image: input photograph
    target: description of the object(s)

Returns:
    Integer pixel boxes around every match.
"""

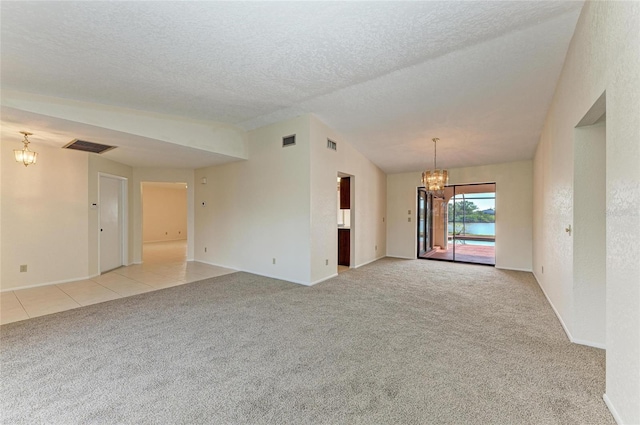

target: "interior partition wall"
[418,183,496,265]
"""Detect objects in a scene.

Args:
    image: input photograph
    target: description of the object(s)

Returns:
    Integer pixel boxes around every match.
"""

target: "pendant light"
[14,131,38,167]
[421,138,448,198]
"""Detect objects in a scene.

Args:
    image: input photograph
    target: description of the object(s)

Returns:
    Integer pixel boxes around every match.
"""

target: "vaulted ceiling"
[1,1,582,173]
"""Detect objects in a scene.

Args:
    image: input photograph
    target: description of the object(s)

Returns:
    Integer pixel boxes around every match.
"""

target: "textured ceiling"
[0,107,237,169]
[0,1,582,172]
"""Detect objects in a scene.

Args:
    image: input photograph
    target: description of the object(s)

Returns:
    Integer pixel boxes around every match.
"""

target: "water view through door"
[419,183,496,265]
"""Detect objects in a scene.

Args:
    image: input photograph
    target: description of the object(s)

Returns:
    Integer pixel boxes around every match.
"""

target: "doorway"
[337,173,353,273]
[419,183,496,265]
[99,174,127,273]
[141,182,188,264]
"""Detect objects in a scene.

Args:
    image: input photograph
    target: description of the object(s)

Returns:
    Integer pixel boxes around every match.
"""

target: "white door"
[100,176,123,273]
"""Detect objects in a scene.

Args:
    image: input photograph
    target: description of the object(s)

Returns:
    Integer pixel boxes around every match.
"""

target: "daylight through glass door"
[418,183,496,266]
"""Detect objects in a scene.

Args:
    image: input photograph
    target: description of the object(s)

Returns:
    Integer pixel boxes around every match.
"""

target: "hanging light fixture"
[14,131,38,167]
[422,137,448,198]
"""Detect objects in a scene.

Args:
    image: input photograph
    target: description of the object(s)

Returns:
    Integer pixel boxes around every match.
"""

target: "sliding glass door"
[418,183,496,265]
[448,185,495,265]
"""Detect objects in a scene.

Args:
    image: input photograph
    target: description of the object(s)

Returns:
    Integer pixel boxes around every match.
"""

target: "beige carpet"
[0,258,613,424]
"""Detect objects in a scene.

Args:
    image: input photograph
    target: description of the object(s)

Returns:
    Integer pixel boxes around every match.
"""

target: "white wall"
[194,114,386,285]
[142,183,188,243]
[309,115,387,284]
[387,161,533,271]
[1,141,89,290]
[132,168,194,263]
[2,148,198,289]
[533,3,640,423]
[385,172,419,260]
[1,137,3,286]
[194,115,312,284]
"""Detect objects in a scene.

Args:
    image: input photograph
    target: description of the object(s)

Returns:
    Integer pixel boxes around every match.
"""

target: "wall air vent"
[327,139,337,151]
[282,134,296,147]
[63,139,117,154]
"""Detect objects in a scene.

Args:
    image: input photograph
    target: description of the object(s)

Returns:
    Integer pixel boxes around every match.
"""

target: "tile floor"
[0,241,235,325]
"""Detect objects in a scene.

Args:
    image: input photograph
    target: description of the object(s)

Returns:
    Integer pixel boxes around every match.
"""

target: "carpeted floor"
[1,258,613,424]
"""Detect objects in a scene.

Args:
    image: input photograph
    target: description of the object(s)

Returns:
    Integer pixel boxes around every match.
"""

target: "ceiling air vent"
[282,134,296,147]
[327,139,337,151]
[63,139,117,154]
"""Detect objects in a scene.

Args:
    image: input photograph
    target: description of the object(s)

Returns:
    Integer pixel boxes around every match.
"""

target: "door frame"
[416,188,433,257]
[337,172,355,269]
[98,172,128,273]
[418,182,496,266]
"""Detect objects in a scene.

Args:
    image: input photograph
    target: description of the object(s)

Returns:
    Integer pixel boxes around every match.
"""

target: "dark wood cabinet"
[338,228,350,266]
[339,177,350,209]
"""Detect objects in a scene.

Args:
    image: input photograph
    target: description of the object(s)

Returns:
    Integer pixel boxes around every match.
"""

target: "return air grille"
[282,134,296,147]
[63,139,117,154]
[327,139,337,151]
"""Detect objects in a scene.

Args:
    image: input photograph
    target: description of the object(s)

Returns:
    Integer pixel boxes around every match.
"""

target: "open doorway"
[337,173,354,273]
[141,182,188,264]
[419,183,496,265]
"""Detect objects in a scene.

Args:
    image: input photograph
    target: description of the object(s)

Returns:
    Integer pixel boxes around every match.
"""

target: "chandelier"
[14,131,38,167]
[422,137,448,198]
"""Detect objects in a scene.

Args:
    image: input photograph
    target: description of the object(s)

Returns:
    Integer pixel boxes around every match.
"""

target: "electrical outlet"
[541,266,544,274]
[408,217,411,222]
[20,264,27,273]
[375,245,378,251]
[273,258,276,265]
[165,232,168,235]
[204,247,207,253]
[408,209,411,214]
[383,217,385,222]
[325,259,328,265]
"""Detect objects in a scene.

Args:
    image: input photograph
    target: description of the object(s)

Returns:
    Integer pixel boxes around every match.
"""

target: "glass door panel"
[449,184,496,265]
[422,183,495,265]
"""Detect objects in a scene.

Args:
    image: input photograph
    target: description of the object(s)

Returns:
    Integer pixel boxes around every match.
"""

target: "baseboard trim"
[1,273,99,293]
[573,338,606,350]
[355,255,386,268]
[1,260,239,293]
[603,393,623,425]
[496,266,533,272]
[193,259,238,270]
[532,272,573,343]
[238,268,313,287]
[386,255,416,260]
[310,273,338,286]
[531,272,606,350]
[143,238,188,244]
[196,260,339,287]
